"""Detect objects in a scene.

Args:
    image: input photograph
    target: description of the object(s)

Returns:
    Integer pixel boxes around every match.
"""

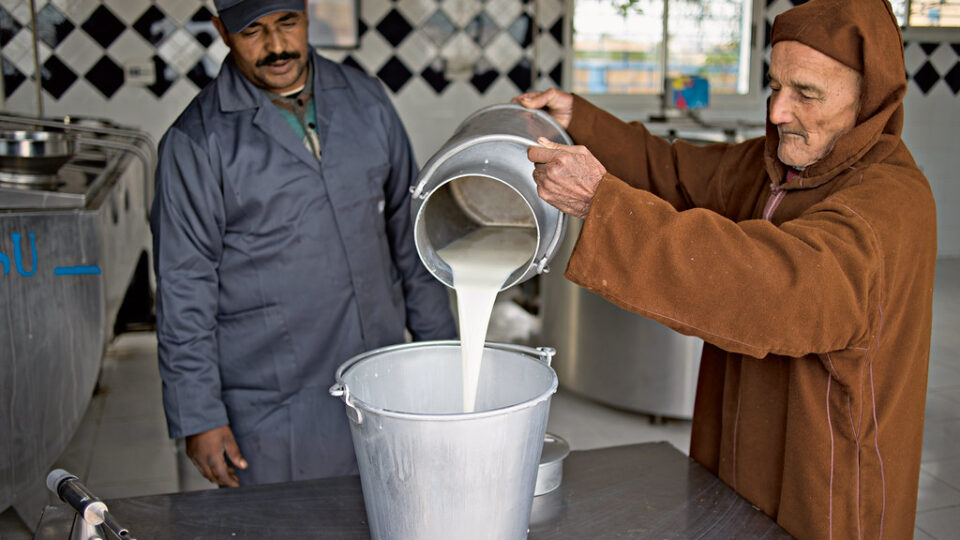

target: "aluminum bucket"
[410,104,572,290]
[330,341,558,540]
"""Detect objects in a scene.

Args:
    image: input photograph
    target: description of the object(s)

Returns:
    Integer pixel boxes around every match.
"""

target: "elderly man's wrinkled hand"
[527,137,606,219]
[512,89,574,130]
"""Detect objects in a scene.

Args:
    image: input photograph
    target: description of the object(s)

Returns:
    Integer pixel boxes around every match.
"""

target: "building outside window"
[570,0,958,104]
[891,0,960,27]
[571,0,753,97]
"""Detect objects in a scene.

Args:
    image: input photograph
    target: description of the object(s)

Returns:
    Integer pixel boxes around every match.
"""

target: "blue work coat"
[151,51,456,484]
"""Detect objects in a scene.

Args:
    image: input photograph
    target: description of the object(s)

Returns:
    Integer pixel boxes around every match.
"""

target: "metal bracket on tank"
[535,257,550,274]
[329,383,364,424]
[409,184,426,200]
[536,347,557,367]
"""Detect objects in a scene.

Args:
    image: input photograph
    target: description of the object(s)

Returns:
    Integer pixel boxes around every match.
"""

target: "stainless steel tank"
[542,219,702,419]
[410,104,572,290]
[0,114,154,523]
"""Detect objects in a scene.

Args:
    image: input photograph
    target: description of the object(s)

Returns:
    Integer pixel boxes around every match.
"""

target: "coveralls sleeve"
[561,98,881,359]
[374,84,457,341]
[151,127,228,438]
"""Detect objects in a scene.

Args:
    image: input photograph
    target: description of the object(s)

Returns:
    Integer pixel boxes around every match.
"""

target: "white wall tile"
[360,0,391,29]
[106,28,155,65]
[206,39,230,65]
[484,32,523,73]
[536,0,564,28]
[162,0,202,26]
[51,0,100,24]
[4,29,39,77]
[905,42,928,74]
[396,32,437,74]
[441,0,481,29]
[486,0,524,30]
[354,28,393,73]
[157,28,204,74]
[102,0,152,25]
[441,32,481,81]
[3,0,36,26]
[54,28,102,75]
[396,0,436,28]
[928,43,958,75]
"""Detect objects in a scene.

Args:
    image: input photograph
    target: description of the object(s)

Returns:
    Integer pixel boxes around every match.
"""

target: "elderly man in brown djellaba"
[517,0,937,538]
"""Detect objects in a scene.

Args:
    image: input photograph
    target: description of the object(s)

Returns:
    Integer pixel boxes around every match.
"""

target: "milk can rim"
[413,171,545,291]
[332,340,559,421]
[455,103,572,144]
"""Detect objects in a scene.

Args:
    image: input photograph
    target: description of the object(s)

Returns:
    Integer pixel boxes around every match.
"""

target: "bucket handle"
[483,342,556,367]
[329,382,364,425]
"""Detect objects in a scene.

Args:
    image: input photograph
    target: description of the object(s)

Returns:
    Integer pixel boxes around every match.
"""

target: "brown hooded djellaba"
[561,1,936,538]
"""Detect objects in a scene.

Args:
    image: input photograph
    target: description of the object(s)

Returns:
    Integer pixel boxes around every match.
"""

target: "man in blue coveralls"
[151,0,456,487]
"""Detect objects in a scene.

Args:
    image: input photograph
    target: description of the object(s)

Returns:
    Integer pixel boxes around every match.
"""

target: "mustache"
[257,51,301,67]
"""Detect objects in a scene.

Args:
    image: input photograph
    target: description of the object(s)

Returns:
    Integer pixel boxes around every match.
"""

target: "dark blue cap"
[214,0,305,34]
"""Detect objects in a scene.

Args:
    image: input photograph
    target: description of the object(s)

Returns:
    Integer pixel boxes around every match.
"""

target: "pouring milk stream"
[409,103,573,413]
[437,226,538,412]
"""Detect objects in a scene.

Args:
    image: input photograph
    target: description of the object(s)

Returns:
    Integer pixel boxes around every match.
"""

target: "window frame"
[899,0,960,30]
[559,0,769,116]
[901,26,960,42]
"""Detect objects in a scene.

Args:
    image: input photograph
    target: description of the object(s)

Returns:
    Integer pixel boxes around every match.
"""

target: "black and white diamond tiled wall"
[0,0,229,102]
[764,0,960,96]
[3,0,955,144]
[322,0,565,96]
[0,0,565,104]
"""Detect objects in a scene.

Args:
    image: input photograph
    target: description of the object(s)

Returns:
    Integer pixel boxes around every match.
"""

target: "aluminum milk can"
[410,103,572,290]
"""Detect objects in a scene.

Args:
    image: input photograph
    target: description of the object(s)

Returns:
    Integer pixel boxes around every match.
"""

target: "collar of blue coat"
[217,49,347,113]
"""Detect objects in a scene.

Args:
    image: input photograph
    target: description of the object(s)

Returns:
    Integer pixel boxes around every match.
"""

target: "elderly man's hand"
[512,89,574,129]
[527,137,606,219]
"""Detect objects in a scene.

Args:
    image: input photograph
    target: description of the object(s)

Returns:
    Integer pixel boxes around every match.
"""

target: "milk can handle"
[329,382,364,424]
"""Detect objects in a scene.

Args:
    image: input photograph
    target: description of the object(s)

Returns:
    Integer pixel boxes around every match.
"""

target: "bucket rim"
[331,340,558,421]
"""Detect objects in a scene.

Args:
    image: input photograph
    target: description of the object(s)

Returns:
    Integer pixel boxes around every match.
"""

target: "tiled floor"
[1,259,958,539]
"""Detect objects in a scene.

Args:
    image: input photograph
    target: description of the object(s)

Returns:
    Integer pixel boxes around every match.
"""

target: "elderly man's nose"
[768,92,792,125]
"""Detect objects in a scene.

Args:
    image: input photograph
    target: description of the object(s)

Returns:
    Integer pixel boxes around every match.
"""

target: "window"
[572,0,754,97]
[890,0,960,28]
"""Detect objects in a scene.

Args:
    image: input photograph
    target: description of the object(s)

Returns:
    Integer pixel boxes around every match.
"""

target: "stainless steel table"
[34,442,791,539]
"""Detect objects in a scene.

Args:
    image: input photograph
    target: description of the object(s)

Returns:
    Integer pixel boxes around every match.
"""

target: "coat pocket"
[217,304,296,392]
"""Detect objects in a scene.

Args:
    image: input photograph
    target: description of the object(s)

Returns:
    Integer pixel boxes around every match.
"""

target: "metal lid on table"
[535,433,570,496]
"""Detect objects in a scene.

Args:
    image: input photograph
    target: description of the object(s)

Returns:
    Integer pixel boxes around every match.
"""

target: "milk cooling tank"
[541,219,702,420]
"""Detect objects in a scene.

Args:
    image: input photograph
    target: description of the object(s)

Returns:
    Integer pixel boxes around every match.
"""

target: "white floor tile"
[916,505,960,540]
[922,419,960,463]
[923,456,960,492]
[926,390,960,424]
[928,360,960,391]
[85,441,178,486]
[917,469,960,512]
[546,389,692,453]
